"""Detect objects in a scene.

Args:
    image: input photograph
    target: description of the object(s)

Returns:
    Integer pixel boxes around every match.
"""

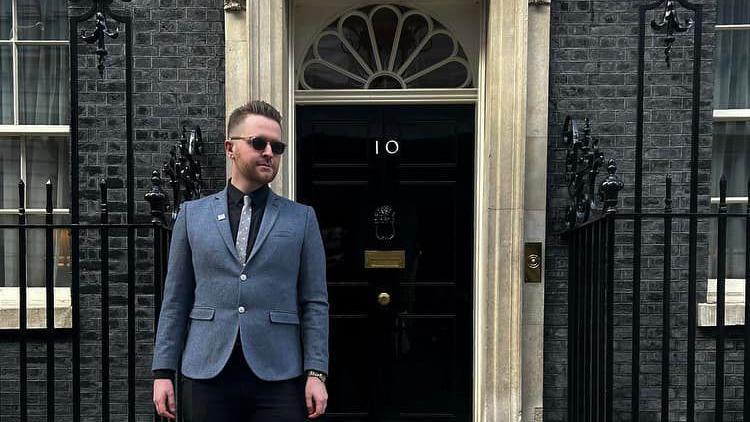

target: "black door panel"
[297,105,473,421]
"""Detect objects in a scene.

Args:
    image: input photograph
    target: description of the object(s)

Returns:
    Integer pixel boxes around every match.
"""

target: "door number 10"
[375,139,400,155]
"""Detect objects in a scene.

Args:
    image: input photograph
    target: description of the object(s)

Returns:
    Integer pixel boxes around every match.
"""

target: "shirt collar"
[227,179,270,207]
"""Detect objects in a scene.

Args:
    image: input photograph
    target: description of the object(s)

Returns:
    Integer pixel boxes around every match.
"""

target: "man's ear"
[224,139,234,156]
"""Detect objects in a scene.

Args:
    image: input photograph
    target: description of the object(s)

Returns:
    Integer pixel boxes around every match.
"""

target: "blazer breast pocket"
[189,306,215,321]
[265,230,299,254]
[270,229,295,238]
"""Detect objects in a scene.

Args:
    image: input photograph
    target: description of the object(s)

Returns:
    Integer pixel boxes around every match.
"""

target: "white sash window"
[0,0,71,328]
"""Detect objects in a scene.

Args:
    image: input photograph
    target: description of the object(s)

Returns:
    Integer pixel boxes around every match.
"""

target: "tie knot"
[243,195,252,207]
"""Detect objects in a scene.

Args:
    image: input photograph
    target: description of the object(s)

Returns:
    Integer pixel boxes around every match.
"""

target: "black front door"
[297,105,474,421]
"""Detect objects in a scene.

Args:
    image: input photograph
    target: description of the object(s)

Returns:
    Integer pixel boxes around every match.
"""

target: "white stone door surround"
[223,0,536,420]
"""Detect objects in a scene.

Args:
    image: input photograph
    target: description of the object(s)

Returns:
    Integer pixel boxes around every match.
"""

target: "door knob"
[377,292,391,306]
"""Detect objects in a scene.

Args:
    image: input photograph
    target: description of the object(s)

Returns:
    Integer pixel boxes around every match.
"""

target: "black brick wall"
[543,1,730,421]
[0,1,225,421]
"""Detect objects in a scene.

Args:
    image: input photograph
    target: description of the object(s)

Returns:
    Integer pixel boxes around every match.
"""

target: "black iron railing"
[0,178,173,422]
[563,0,731,420]
[567,174,750,422]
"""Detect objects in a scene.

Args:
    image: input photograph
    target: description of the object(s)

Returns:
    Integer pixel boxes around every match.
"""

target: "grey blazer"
[151,187,329,381]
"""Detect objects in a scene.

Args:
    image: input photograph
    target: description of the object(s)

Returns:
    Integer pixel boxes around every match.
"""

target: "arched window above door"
[298,4,473,90]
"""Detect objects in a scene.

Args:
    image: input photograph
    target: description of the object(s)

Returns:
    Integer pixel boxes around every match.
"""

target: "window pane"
[18,45,69,124]
[317,33,369,79]
[714,30,750,109]
[303,63,364,89]
[26,136,70,209]
[714,30,750,108]
[408,60,470,89]
[0,0,10,39]
[711,121,750,196]
[0,46,11,124]
[0,139,21,208]
[0,214,18,288]
[16,0,67,40]
[25,214,72,288]
[0,213,72,328]
[708,203,747,279]
[718,0,750,25]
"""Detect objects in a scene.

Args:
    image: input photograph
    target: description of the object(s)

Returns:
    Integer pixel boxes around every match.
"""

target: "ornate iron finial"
[99,178,108,214]
[144,170,168,225]
[564,116,605,228]
[599,160,624,214]
[650,0,694,67]
[718,174,728,213]
[81,12,118,77]
[162,125,204,220]
[75,0,132,77]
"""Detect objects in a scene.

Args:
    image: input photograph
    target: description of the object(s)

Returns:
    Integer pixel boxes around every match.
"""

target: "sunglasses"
[230,136,287,155]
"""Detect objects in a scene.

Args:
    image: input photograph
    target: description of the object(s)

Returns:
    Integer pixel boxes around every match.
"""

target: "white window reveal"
[298,4,473,90]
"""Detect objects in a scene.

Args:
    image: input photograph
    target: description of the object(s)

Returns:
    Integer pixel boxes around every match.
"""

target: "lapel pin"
[217,214,226,221]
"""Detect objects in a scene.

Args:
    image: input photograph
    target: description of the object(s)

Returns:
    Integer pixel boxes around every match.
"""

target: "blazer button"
[238,306,246,314]
[240,274,247,281]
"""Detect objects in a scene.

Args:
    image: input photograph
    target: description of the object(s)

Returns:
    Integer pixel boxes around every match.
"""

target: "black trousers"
[181,341,307,422]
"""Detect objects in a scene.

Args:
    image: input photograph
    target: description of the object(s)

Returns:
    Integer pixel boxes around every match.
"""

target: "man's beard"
[238,160,277,184]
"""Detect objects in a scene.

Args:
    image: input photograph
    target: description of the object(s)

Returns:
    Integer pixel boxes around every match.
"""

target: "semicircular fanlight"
[299,4,473,90]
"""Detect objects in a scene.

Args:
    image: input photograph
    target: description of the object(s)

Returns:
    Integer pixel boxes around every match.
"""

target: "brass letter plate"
[364,250,406,269]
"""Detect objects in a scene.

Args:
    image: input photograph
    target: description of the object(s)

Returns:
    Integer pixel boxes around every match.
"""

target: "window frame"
[700,10,750,326]
[0,0,70,212]
[711,21,750,206]
[0,0,69,133]
[0,0,72,328]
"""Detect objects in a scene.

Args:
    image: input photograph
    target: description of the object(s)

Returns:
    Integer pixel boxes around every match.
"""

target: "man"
[152,100,329,421]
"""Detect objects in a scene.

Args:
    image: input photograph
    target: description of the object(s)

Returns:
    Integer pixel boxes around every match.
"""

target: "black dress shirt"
[152,181,269,380]
[227,181,270,259]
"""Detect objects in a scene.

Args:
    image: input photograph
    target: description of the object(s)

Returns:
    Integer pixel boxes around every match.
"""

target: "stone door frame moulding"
[223,1,527,420]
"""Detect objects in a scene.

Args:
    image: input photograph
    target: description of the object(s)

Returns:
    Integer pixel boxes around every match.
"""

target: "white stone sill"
[697,279,746,327]
[0,287,72,329]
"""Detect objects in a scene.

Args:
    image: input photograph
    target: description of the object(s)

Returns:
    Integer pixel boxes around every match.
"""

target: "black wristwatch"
[306,370,327,383]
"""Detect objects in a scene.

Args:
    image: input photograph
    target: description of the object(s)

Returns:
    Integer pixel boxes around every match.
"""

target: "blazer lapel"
[246,190,281,264]
[209,188,241,262]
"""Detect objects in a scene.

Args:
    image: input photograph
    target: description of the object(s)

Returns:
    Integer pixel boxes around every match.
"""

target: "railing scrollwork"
[145,126,204,225]
[72,0,133,77]
[650,0,694,67]
[564,116,622,228]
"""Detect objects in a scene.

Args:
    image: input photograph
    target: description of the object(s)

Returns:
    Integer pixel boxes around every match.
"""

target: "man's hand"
[305,376,328,419]
[153,378,177,420]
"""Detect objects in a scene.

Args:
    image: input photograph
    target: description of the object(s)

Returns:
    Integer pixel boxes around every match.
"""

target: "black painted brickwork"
[0,1,226,421]
[542,1,739,421]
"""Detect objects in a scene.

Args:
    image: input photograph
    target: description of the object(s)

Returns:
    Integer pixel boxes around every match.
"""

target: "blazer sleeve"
[152,201,196,372]
[298,206,330,374]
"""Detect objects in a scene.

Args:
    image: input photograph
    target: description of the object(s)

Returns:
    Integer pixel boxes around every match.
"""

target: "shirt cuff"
[152,369,175,380]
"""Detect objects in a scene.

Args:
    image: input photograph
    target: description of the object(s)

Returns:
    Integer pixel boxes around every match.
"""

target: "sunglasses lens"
[271,143,286,155]
[250,137,286,155]
[251,137,267,151]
